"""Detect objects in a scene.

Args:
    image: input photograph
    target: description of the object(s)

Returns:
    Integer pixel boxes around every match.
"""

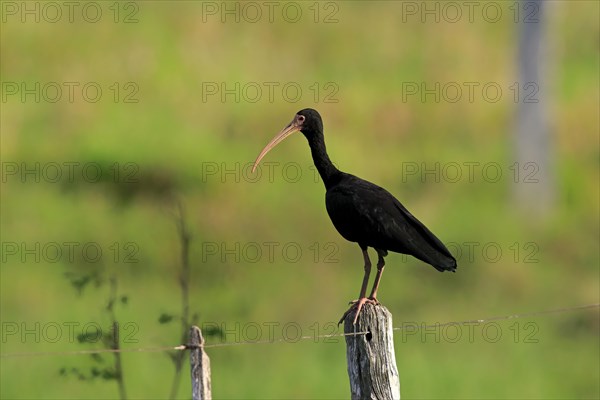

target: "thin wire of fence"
[1,303,598,358]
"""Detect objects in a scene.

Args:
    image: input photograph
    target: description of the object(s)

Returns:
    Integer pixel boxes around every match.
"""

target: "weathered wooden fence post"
[189,326,212,400]
[343,303,400,399]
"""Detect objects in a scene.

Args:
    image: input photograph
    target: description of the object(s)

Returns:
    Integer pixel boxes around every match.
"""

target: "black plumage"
[252,108,456,324]
[326,176,456,272]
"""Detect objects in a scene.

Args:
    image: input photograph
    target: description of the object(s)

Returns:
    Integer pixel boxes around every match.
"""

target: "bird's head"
[252,108,323,173]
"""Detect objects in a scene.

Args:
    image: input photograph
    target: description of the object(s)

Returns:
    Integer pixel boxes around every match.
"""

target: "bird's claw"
[338,297,378,326]
[347,297,380,306]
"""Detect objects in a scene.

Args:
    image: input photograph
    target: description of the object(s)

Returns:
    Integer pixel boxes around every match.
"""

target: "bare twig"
[107,275,127,400]
[169,202,194,399]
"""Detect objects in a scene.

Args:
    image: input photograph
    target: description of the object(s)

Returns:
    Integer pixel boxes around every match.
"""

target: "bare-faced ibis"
[252,109,457,324]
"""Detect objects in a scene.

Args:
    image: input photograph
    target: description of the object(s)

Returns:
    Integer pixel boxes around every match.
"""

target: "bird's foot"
[338,297,378,326]
[347,296,379,305]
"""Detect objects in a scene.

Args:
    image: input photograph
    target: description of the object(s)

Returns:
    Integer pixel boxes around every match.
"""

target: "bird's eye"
[297,115,306,123]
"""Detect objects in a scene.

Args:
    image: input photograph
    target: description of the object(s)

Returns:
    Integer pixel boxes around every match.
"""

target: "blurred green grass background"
[1,1,599,399]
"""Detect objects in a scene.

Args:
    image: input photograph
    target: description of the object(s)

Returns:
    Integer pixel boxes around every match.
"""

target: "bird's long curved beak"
[252,119,301,173]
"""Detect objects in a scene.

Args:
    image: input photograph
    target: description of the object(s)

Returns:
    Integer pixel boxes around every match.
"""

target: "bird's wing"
[327,175,456,271]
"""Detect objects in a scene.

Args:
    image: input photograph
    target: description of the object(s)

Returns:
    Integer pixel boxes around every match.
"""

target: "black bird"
[252,109,456,324]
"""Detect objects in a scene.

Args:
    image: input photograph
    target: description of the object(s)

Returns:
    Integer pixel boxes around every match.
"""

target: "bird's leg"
[345,248,372,304]
[368,251,386,302]
[338,248,378,325]
[358,248,371,300]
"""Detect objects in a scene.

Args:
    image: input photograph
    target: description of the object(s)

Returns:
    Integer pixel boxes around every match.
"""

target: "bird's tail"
[408,246,457,272]
[432,254,457,272]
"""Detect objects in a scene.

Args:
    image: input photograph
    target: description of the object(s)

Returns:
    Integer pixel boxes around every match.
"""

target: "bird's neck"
[309,135,341,190]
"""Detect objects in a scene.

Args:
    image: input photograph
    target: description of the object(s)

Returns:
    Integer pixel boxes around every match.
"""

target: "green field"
[1,1,599,399]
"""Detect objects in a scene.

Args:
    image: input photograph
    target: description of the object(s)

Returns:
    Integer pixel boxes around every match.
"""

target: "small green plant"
[60,271,128,399]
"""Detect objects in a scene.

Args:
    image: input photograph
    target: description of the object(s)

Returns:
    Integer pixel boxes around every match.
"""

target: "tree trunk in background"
[515,0,555,216]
